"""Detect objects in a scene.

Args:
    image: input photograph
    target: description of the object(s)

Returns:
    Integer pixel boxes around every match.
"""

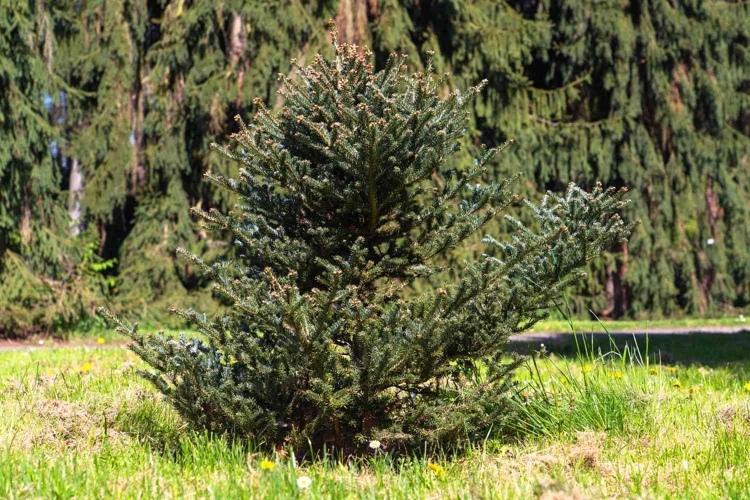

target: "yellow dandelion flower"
[583,364,593,373]
[744,382,750,392]
[428,463,446,478]
[673,381,682,388]
[369,440,381,450]
[259,460,275,470]
[97,337,105,344]
[81,363,92,372]
[609,371,625,379]
[689,386,699,394]
[649,367,659,375]
[665,366,677,372]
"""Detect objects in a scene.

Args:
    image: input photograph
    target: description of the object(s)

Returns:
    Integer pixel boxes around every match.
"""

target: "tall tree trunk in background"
[130,87,145,189]
[227,13,246,67]
[701,175,719,308]
[227,13,247,108]
[68,158,84,236]
[615,243,629,317]
[604,243,629,318]
[20,192,32,247]
[605,266,616,317]
[126,15,145,193]
[335,0,372,46]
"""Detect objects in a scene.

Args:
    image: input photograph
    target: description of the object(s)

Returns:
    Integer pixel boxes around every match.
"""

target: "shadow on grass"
[508,331,750,370]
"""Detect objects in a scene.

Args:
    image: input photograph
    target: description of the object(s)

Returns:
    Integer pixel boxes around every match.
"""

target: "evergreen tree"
[0,0,106,334]
[382,0,750,317]
[102,29,633,451]
[3,0,744,336]
[59,0,335,324]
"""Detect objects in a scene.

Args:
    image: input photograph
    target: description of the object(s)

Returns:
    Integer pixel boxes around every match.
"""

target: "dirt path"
[1,325,747,352]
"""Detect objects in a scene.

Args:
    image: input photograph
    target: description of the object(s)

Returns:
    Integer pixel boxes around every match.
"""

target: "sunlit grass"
[27,314,746,344]
[529,315,747,333]
[1,331,750,498]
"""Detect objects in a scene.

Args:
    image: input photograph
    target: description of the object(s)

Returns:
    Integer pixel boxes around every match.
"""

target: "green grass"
[529,315,747,333]
[28,314,747,342]
[2,334,750,498]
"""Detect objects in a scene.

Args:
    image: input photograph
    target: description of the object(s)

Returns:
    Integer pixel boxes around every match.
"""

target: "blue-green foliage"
[102,31,633,452]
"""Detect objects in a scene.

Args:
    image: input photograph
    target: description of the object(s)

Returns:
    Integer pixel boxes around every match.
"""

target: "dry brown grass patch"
[10,398,129,452]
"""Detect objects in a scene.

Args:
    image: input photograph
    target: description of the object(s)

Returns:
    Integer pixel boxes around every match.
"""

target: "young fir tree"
[101,28,634,451]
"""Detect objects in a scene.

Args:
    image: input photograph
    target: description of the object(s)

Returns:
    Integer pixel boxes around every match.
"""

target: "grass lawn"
[23,314,745,344]
[2,334,750,498]
[528,315,748,333]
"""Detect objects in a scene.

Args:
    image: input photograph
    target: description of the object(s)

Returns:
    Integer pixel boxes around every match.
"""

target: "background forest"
[1,0,748,335]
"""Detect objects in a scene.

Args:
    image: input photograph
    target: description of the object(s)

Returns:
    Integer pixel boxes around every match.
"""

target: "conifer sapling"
[101,24,635,452]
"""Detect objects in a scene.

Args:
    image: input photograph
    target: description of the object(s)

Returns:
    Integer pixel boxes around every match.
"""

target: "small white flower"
[740,314,746,323]
[297,476,312,489]
[707,238,715,246]
[681,460,689,471]
[38,340,44,345]
[369,440,381,449]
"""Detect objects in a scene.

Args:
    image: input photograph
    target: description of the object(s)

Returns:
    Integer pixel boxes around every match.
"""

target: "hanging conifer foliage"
[0,0,109,335]
[1,0,746,336]
[101,28,634,451]
[391,0,750,318]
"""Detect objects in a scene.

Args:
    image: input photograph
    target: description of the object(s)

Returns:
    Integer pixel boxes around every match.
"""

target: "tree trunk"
[68,158,84,236]
[227,13,247,109]
[130,87,145,190]
[615,242,629,317]
[604,243,629,318]
[20,193,32,247]
[227,13,246,68]
[126,18,145,193]
[335,0,372,46]
[604,266,615,317]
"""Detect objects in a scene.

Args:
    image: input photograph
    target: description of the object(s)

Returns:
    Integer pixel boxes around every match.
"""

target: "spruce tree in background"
[385,0,750,317]
[1,0,746,336]
[102,29,633,451]
[0,0,107,334]
[63,0,336,324]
